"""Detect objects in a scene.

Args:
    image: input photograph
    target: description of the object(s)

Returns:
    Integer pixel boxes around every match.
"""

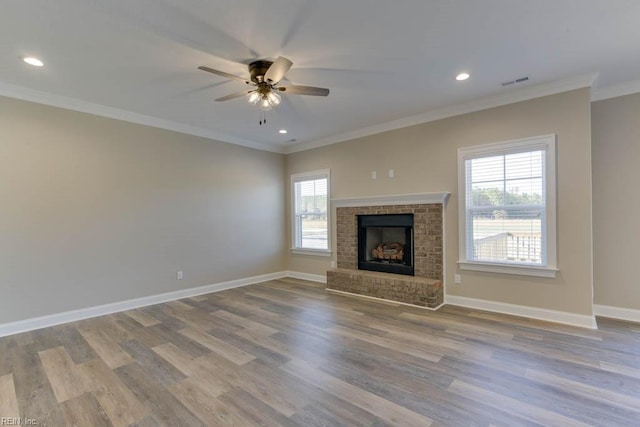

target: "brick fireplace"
[327,192,449,309]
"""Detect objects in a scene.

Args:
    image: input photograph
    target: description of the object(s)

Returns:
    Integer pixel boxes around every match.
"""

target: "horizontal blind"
[294,177,328,250]
[465,150,545,265]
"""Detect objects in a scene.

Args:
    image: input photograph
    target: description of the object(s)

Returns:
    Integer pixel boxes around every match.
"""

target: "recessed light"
[22,57,44,67]
[456,72,470,81]
[278,129,288,134]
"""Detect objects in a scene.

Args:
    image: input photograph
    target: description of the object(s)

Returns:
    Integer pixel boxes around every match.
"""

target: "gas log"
[372,242,404,260]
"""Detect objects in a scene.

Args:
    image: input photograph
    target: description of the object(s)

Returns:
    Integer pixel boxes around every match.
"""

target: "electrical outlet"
[371,171,377,180]
[388,169,395,178]
[330,260,337,268]
[177,270,183,280]
[454,274,461,284]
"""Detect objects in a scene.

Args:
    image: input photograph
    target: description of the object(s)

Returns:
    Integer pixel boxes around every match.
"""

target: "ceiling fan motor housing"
[248,60,274,84]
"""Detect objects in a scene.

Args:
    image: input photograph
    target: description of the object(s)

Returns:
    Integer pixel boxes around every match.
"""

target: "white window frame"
[457,134,558,278]
[291,169,331,256]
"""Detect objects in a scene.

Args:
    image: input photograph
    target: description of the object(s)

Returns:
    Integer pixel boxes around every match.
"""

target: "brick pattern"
[331,203,444,308]
[335,204,443,279]
[327,269,443,308]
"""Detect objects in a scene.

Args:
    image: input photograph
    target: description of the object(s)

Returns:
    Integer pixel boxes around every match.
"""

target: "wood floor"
[1,278,640,426]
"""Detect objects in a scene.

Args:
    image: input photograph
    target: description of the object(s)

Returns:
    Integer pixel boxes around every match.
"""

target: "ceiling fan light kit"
[199,56,329,125]
[266,91,281,107]
[247,91,261,105]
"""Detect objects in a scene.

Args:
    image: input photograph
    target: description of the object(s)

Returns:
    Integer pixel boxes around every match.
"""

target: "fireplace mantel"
[332,192,450,208]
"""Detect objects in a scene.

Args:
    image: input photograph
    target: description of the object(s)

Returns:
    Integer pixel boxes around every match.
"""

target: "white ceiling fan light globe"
[259,97,272,111]
[266,91,281,107]
[246,91,261,105]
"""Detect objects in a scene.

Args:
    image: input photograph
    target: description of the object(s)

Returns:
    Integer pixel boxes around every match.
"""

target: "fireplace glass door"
[357,214,414,276]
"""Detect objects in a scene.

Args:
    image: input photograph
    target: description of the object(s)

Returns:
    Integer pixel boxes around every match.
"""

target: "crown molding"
[2,71,606,156]
[284,72,598,154]
[591,79,640,101]
[0,81,284,154]
[332,192,450,208]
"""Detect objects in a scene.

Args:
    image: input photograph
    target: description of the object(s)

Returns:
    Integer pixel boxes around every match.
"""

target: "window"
[291,170,330,255]
[458,135,557,277]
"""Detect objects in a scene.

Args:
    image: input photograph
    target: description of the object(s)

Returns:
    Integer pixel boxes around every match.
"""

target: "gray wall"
[286,89,594,316]
[0,95,286,324]
[592,93,640,310]
[6,84,629,326]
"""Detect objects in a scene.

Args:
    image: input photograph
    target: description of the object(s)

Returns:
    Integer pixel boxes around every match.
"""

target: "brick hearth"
[327,269,443,307]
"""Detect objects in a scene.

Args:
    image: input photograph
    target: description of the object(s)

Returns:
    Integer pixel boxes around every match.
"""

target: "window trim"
[290,169,331,256]
[457,134,558,278]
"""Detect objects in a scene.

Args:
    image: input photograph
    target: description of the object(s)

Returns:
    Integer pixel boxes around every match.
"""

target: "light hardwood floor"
[1,278,639,426]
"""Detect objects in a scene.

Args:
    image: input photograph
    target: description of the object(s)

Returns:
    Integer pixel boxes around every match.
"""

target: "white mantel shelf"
[331,192,451,208]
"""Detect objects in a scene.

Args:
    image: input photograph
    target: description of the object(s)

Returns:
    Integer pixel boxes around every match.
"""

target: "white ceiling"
[2,0,640,153]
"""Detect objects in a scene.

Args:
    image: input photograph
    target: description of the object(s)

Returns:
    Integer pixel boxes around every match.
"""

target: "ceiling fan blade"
[198,66,251,84]
[264,56,293,84]
[278,85,330,96]
[215,91,251,102]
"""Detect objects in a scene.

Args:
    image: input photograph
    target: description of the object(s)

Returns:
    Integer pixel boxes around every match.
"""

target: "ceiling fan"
[198,56,330,113]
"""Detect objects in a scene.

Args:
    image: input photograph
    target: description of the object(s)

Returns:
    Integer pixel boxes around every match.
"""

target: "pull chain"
[259,110,268,125]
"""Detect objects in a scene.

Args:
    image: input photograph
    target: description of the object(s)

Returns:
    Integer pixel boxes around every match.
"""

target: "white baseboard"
[326,288,443,311]
[5,270,609,337]
[445,295,597,329]
[0,271,287,338]
[594,304,640,323]
[284,271,327,283]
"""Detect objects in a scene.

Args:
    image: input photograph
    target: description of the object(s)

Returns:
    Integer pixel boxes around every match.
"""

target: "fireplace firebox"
[357,214,414,276]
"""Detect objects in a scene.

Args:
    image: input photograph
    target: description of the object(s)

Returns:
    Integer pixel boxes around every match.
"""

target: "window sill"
[458,261,558,278]
[291,248,332,257]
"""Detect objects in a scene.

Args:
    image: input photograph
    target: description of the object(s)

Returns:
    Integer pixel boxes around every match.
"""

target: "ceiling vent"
[501,76,529,86]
